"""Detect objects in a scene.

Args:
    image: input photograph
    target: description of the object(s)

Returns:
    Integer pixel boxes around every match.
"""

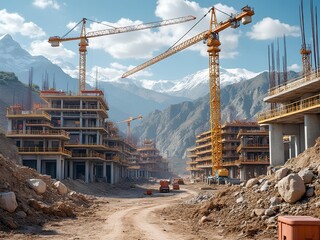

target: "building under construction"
[6,89,169,183]
[187,121,269,182]
[258,0,320,167]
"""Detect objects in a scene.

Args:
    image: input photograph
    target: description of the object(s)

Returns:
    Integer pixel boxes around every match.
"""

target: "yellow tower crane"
[48,16,196,92]
[122,5,254,178]
[117,115,143,143]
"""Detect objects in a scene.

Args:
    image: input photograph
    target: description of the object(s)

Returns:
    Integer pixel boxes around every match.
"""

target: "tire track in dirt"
[103,188,198,240]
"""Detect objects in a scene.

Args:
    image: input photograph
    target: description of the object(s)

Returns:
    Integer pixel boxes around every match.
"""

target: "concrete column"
[37,155,41,173]
[85,160,90,183]
[90,162,94,183]
[110,162,114,184]
[103,162,107,181]
[294,136,299,158]
[304,114,320,149]
[7,119,12,132]
[61,159,65,179]
[239,166,247,182]
[269,123,285,166]
[56,156,62,180]
[69,160,74,179]
[288,136,295,159]
[60,112,64,127]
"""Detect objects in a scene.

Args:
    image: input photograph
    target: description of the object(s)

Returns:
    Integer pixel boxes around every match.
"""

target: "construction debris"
[159,138,320,239]
[0,154,90,231]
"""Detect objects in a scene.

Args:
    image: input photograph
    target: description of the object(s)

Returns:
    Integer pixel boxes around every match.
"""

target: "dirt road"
[3,182,233,240]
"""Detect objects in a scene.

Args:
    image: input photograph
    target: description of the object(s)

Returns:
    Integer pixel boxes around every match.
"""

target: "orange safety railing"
[6,109,51,119]
[7,130,69,138]
[258,93,320,122]
[18,147,71,155]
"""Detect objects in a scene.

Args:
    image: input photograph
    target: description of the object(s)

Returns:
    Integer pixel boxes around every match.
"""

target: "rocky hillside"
[133,71,299,165]
[160,138,320,239]
[0,72,42,130]
[0,133,90,231]
[133,72,271,160]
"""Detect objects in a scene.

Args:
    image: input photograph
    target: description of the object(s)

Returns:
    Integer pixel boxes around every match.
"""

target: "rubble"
[159,138,320,239]
[0,154,90,231]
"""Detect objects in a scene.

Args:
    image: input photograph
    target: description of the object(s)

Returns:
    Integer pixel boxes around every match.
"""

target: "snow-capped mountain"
[119,67,260,100]
[0,34,188,129]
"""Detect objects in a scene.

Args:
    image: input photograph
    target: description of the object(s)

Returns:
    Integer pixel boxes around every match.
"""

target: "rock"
[270,196,282,206]
[236,196,244,203]
[278,174,306,203]
[1,216,17,229]
[260,180,269,192]
[275,168,289,181]
[266,217,276,224]
[199,216,208,224]
[27,179,46,194]
[265,208,276,216]
[253,208,265,216]
[298,169,314,184]
[0,192,18,212]
[28,199,45,210]
[54,181,68,195]
[16,211,27,218]
[315,202,320,208]
[306,187,315,197]
[267,166,275,176]
[246,178,259,188]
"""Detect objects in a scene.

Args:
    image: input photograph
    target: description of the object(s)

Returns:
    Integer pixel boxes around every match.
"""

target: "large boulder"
[54,181,68,195]
[246,178,259,188]
[0,192,18,212]
[275,168,289,181]
[298,169,314,184]
[27,179,46,194]
[278,174,306,203]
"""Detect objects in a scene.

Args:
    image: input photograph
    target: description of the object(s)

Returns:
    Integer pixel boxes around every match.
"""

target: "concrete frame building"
[6,89,170,183]
[6,104,71,180]
[186,121,270,182]
[136,139,169,179]
[258,70,320,166]
[234,128,269,181]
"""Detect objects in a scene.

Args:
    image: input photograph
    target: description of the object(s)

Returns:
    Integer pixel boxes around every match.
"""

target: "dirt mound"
[160,139,320,239]
[285,137,320,171]
[0,154,90,231]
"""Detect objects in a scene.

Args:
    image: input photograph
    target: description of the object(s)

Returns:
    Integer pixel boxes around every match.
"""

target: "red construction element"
[159,180,170,193]
[278,216,320,240]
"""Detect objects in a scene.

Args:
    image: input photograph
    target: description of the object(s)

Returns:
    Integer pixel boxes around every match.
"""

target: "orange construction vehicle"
[172,181,180,190]
[159,180,170,193]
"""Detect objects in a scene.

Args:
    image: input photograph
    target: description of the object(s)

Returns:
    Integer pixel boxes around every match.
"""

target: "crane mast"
[122,5,254,175]
[118,115,143,143]
[48,16,196,93]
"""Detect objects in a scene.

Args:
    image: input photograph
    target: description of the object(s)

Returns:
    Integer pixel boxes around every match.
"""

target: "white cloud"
[66,21,80,31]
[288,63,300,72]
[33,0,60,9]
[247,17,300,40]
[0,9,45,38]
[81,1,241,61]
[86,64,152,85]
[29,39,75,61]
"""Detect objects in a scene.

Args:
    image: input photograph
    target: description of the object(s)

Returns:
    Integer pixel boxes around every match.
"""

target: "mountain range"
[132,71,298,173]
[0,34,188,129]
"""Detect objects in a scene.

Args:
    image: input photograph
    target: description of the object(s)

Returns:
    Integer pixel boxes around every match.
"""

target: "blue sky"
[0,0,317,85]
